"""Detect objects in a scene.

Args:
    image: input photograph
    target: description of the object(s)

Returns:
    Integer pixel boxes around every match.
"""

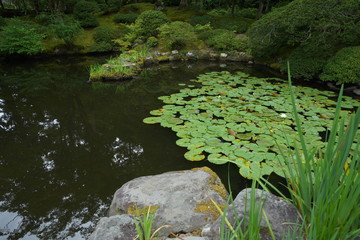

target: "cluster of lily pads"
[143,71,360,179]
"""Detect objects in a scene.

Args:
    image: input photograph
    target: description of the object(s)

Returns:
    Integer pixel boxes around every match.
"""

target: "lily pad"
[143,71,360,179]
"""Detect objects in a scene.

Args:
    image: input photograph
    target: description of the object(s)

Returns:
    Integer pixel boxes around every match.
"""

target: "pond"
[0,56,290,240]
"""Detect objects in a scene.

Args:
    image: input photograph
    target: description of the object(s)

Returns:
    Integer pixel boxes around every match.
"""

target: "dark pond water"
[0,56,287,240]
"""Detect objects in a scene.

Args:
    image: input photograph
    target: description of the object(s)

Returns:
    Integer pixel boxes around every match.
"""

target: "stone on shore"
[203,188,302,240]
[88,214,136,240]
[108,167,228,237]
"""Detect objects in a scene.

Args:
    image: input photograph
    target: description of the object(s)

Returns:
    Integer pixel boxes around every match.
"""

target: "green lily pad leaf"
[176,138,191,147]
[143,70,360,179]
[205,137,223,147]
[208,153,228,165]
[150,109,165,116]
[143,117,161,124]
[184,149,205,161]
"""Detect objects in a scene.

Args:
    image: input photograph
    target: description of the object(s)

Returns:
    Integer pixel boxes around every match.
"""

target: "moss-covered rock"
[108,167,228,237]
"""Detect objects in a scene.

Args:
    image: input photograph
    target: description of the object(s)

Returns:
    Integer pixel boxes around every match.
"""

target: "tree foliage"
[158,21,196,49]
[133,10,169,38]
[320,46,360,84]
[248,0,360,58]
[0,19,45,55]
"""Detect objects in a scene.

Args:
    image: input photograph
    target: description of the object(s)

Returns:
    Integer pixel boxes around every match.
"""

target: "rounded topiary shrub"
[73,0,99,28]
[73,0,99,17]
[113,13,138,24]
[158,21,197,49]
[203,29,248,51]
[93,26,118,43]
[146,36,158,48]
[320,46,360,84]
[285,46,329,80]
[0,16,6,27]
[236,8,257,19]
[212,17,250,33]
[78,13,99,28]
[92,26,119,51]
[134,10,169,38]
[189,15,214,26]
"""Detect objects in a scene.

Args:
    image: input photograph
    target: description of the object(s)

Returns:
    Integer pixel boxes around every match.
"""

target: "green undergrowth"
[143,71,360,179]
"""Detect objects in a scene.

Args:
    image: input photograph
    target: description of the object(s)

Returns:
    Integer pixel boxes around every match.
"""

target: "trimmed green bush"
[236,8,257,19]
[113,13,138,24]
[212,17,250,33]
[320,46,360,84]
[91,26,119,52]
[73,0,99,17]
[0,16,6,27]
[73,0,100,28]
[283,46,328,80]
[158,21,197,50]
[146,36,158,48]
[93,26,118,43]
[207,8,228,16]
[51,20,81,44]
[202,29,248,51]
[78,13,99,28]
[0,19,45,55]
[134,10,169,38]
[189,15,214,26]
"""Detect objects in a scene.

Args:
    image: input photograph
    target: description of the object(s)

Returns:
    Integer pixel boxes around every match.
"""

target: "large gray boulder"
[109,167,228,238]
[88,214,136,240]
[203,188,302,240]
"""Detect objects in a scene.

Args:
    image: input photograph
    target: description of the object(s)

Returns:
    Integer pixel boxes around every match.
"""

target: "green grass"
[258,63,360,239]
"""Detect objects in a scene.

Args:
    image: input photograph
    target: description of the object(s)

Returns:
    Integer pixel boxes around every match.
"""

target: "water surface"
[0,57,285,240]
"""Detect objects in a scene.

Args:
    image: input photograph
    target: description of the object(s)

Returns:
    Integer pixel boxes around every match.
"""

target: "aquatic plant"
[256,65,360,239]
[144,71,360,179]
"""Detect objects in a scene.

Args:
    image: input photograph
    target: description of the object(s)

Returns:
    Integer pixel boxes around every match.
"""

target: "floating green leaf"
[144,71,360,179]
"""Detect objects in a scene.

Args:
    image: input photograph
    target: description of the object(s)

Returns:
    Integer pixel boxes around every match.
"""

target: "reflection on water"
[0,57,283,240]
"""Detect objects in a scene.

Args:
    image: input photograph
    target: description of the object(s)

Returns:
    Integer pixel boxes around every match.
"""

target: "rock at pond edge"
[108,167,228,237]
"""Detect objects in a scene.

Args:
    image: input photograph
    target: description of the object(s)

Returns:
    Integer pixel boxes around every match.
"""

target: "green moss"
[127,204,159,216]
[190,167,228,200]
[194,200,226,220]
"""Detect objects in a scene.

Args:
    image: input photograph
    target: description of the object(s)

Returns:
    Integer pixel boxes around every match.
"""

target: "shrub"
[73,0,99,17]
[0,19,46,55]
[134,10,169,38]
[113,13,138,24]
[93,26,118,43]
[236,8,258,19]
[158,21,197,49]
[212,17,250,33]
[35,13,58,26]
[189,15,214,26]
[283,46,329,80]
[146,36,158,48]
[73,0,100,28]
[194,23,212,34]
[51,20,81,44]
[92,26,119,52]
[207,8,228,16]
[205,29,248,51]
[77,13,99,28]
[247,0,360,58]
[320,46,360,84]
[106,0,122,12]
[0,16,6,27]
